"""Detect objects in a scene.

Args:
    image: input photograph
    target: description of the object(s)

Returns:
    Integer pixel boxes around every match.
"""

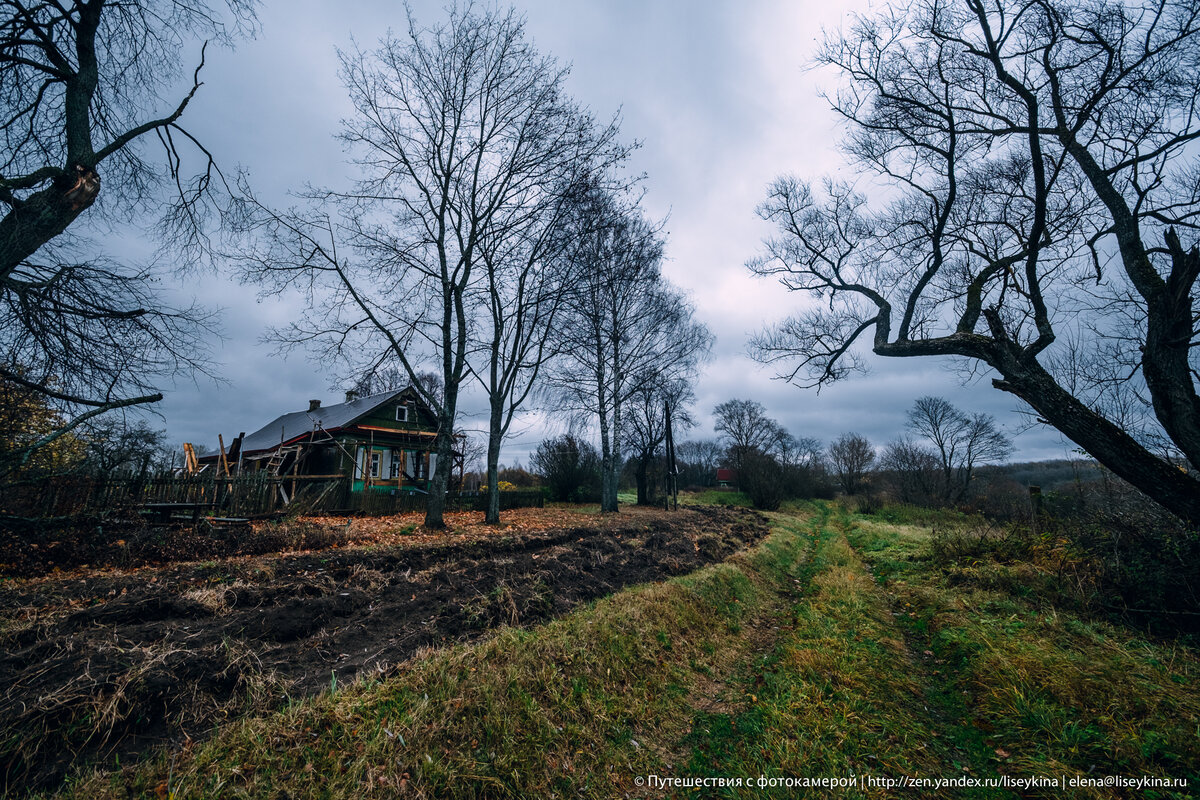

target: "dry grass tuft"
[179,587,231,615]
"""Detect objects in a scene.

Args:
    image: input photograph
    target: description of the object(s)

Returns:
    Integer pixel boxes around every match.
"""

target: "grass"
[683,489,753,508]
[847,515,1200,798]
[855,501,979,529]
[41,502,1200,799]
[681,504,992,797]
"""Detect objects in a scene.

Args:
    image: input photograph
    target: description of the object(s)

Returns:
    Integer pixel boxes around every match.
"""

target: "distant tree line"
[525,394,1014,514]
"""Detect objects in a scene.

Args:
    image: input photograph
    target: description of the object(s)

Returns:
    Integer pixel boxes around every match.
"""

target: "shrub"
[530,435,601,503]
[739,450,785,511]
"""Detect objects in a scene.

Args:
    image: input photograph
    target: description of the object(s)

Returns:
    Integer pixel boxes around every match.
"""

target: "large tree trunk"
[876,324,1200,522]
[1063,141,1200,475]
[991,351,1200,523]
[1140,232,1200,472]
[607,391,623,512]
[424,366,460,528]
[425,424,454,529]
[0,184,91,279]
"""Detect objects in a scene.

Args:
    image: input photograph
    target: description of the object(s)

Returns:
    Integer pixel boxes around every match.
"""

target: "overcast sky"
[144,0,1074,465]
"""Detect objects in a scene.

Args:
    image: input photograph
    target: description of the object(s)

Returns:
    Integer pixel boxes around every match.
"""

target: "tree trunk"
[424,401,457,529]
[993,354,1200,523]
[1141,233,1200,472]
[605,396,622,512]
[598,408,616,513]
[634,455,650,505]
[0,186,89,279]
[939,464,954,505]
[485,405,503,524]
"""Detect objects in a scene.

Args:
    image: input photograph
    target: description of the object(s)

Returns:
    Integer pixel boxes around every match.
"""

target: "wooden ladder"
[267,444,304,476]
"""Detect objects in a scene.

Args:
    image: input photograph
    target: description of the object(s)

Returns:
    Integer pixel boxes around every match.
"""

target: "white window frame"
[369,451,381,478]
[395,405,408,422]
[389,449,402,479]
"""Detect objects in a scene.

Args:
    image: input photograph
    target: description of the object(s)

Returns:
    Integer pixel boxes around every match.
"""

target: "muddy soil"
[1,515,355,578]
[0,505,769,795]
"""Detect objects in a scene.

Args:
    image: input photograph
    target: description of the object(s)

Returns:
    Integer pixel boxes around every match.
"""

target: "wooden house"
[205,388,458,493]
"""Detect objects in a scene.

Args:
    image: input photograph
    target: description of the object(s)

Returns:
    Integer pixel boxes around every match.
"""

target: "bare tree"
[750,0,1200,521]
[828,432,875,495]
[348,366,442,405]
[237,5,612,528]
[774,432,824,472]
[531,433,600,502]
[473,136,630,524]
[774,431,830,497]
[712,398,777,481]
[0,0,254,474]
[549,191,712,512]
[676,438,723,488]
[80,418,168,475]
[880,436,940,505]
[958,412,1015,496]
[904,397,1012,503]
[622,377,697,505]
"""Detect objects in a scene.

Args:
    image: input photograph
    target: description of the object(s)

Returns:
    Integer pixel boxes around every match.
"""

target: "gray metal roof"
[239,389,410,455]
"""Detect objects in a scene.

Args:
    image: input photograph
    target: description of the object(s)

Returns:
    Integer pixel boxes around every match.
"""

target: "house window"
[370,451,381,478]
[389,449,402,479]
[395,405,408,422]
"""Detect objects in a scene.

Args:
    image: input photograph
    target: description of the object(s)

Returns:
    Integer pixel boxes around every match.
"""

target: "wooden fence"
[4,473,543,519]
[346,488,545,516]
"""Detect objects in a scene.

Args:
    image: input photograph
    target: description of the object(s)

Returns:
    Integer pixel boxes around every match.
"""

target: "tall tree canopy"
[0,0,256,472]
[236,4,623,527]
[751,0,1200,521]
[549,189,712,513]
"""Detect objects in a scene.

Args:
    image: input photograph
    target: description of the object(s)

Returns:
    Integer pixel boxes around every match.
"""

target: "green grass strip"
[847,517,1200,800]
[682,504,1001,799]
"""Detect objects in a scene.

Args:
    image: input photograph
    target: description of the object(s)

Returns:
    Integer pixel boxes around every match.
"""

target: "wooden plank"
[218,434,231,477]
[353,425,438,437]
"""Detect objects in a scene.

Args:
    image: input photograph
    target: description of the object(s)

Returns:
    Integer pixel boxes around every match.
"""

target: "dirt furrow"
[0,505,769,796]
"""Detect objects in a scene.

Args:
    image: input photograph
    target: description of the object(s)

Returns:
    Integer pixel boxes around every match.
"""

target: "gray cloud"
[140,0,1068,466]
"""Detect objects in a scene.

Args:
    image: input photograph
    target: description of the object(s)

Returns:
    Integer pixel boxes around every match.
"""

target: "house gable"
[347,386,438,434]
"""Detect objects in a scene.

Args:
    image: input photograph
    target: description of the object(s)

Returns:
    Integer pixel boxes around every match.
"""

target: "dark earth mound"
[0,515,348,578]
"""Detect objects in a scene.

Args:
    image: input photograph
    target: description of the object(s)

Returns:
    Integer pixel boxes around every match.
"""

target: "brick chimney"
[308,399,321,412]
